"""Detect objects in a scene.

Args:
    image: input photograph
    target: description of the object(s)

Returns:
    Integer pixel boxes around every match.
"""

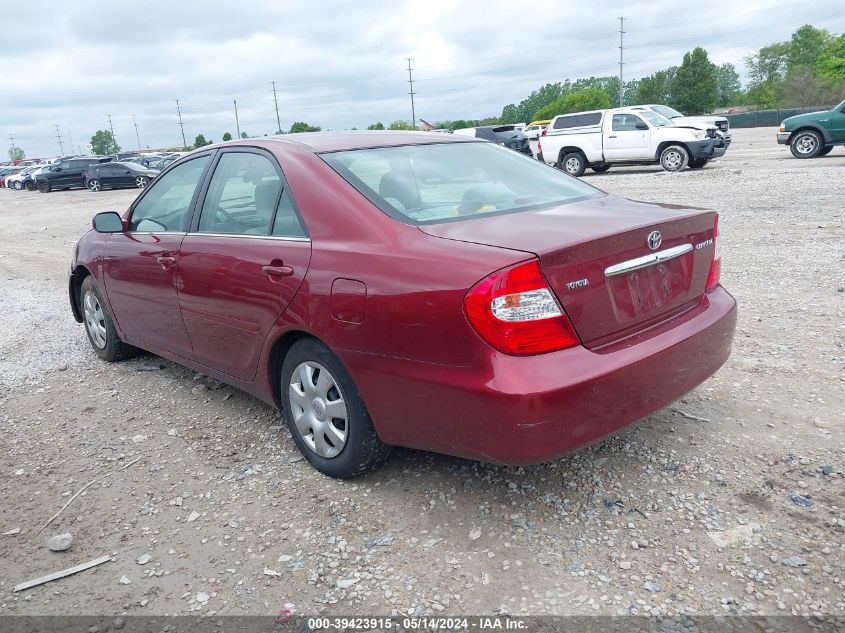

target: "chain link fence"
[725,106,833,128]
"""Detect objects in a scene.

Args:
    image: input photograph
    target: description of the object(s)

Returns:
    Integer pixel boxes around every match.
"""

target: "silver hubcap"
[663,150,683,169]
[288,362,348,458]
[795,135,817,155]
[89,180,100,191]
[83,291,107,349]
[565,157,581,174]
[136,177,147,188]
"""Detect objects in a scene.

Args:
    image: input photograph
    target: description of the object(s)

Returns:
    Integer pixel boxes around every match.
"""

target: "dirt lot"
[0,127,843,619]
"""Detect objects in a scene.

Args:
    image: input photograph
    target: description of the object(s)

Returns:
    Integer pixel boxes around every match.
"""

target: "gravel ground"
[0,127,843,619]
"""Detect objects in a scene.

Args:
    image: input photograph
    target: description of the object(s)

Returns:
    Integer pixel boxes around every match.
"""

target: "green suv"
[777,99,845,158]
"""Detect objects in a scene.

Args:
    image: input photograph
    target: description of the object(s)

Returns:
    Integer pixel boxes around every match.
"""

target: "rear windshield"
[321,142,602,225]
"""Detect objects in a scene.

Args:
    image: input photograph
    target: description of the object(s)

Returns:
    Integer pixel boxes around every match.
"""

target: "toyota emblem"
[647,231,662,250]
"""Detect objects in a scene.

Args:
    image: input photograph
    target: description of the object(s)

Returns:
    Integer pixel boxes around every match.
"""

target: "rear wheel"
[79,276,137,362]
[281,338,391,478]
[25,180,36,191]
[591,164,611,173]
[87,179,102,192]
[38,180,51,193]
[135,176,149,188]
[660,144,689,172]
[789,130,822,158]
[687,158,710,169]
[559,152,587,177]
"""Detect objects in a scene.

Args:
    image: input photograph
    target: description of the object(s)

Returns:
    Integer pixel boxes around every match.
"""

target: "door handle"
[608,135,617,138]
[262,264,294,277]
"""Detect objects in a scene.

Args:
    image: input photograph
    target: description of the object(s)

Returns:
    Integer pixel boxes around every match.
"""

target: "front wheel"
[660,144,689,172]
[135,176,149,188]
[12,180,22,190]
[560,152,587,177]
[789,130,822,159]
[80,276,137,362]
[687,158,710,169]
[281,338,392,478]
[38,180,51,193]
[818,145,833,156]
[87,179,102,192]
[25,180,36,191]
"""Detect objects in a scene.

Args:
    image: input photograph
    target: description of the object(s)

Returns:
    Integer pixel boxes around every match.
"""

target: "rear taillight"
[541,127,548,136]
[464,260,580,355]
[706,213,721,291]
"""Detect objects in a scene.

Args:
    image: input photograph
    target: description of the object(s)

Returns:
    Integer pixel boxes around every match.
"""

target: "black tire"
[38,180,51,193]
[79,276,137,362]
[818,145,833,156]
[25,181,36,191]
[281,338,392,478]
[789,130,823,159]
[687,158,710,169]
[660,144,689,172]
[559,152,587,177]
[87,179,102,192]
[591,164,611,173]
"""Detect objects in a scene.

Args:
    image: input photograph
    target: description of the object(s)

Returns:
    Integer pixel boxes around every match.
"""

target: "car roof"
[255,131,481,153]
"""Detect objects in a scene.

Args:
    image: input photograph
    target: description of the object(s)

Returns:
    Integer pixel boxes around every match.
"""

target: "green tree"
[367,122,385,130]
[715,63,741,107]
[240,131,249,139]
[817,33,845,84]
[193,134,211,148]
[787,25,832,70]
[670,47,718,114]
[387,120,417,130]
[572,76,621,106]
[781,65,841,106]
[634,68,677,104]
[222,132,233,141]
[8,146,25,161]
[532,88,611,121]
[500,82,570,123]
[289,121,321,133]
[90,130,120,155]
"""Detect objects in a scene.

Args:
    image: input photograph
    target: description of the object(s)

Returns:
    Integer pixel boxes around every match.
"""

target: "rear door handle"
[608,135,617,138]
[262,264,294,277]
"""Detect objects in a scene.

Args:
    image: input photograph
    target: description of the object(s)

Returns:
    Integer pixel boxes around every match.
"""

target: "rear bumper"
[343,287,737,465]
[777,133,791,145]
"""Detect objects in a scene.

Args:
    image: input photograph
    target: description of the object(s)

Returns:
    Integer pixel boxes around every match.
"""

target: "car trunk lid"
[418,195,718,348]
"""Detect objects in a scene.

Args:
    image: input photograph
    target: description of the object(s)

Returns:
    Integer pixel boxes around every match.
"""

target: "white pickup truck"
[537,107,723,176]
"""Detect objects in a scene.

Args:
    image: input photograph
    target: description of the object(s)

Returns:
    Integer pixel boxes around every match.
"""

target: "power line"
[133,114,142,150]
[271,81,282,134]
[618,17,626,107]
[175,99,187,149]
[54,125,64,156]
[406,57,416,127]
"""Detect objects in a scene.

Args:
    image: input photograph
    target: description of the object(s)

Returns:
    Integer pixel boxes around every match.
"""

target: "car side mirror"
[635,123,649,130]
[53,166,62,172]
[93,211,124,233]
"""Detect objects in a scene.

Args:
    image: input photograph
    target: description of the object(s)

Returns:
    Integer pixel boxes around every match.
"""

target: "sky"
[2,0,843,158]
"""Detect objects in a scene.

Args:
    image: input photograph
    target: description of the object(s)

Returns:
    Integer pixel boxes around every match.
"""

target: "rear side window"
[130,155,210,232]
[553,112,602,129]
[197,152,284,235]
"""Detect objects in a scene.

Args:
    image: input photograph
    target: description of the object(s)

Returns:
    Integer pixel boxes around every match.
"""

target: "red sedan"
[69,132,736,478]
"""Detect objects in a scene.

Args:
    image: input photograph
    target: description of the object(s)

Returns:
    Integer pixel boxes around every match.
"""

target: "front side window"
[612,114,645,131]
[130,155,210,232]
[323,141,602,225]
[197,152,284,235]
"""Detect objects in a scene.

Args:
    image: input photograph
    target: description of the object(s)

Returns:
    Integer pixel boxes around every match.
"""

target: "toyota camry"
[69,132,736,478]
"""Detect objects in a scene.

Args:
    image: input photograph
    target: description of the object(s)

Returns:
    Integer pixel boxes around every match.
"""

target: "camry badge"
[647,231,662,251]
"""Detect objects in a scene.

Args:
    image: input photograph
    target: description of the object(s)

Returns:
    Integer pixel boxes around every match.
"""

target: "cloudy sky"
[3,0,843,157]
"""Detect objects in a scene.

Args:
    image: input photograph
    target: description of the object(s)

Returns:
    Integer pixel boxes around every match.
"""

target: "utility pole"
[233,99,241,139]
[9,133,17,158]
[618,17,626,107]
[68,130,76,155]
[133,114,142,150]
[107,114,117,148]
[54,125,65,156]
[271,81,282,134]
[405,58,417,128]
[175,100,187,149]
